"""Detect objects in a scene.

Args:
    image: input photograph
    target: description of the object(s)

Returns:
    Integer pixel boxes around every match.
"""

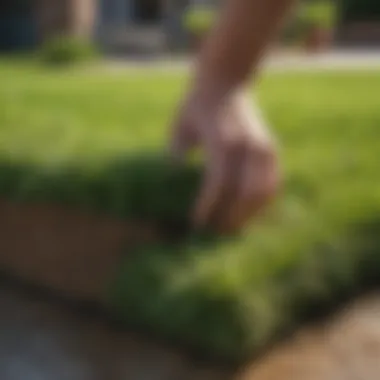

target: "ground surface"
[0,283,228,380]
[2,284,380,380]
[1,60,380,362]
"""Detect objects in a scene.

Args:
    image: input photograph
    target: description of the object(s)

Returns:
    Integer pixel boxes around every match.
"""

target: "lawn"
[1,61,380,363]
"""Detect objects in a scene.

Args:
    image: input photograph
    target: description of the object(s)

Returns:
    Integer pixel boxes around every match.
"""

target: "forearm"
[194,0,295,100]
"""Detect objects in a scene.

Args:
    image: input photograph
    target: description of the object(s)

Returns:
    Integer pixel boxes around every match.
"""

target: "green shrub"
[183,6,216,37]
[40,35,99,66]
[282,13,309,46]
[281,1,337,45]
[300,0,337,29]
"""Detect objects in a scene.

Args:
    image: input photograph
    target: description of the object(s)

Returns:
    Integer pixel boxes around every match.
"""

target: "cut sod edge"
[0,197,237,371]
[0,199,163,303]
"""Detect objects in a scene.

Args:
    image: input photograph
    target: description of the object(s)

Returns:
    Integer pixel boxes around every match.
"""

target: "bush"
[40,36,99,66]
[282,13,309,46]
[281,1,337,46]
[183,6,216,37]
[300,1,337,29]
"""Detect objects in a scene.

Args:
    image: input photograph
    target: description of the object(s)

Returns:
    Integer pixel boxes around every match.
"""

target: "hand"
[170,88,279,234]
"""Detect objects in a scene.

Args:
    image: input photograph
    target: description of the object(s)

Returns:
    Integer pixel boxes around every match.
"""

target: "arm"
[194,0,295,99]
[171,0,295,233]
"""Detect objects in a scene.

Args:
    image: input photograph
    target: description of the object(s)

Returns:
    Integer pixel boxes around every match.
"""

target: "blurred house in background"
[0,0,96,51]
[1,0,380,54]
[96,0,191,53]
[336,0,380,47]
[0,0,201,53]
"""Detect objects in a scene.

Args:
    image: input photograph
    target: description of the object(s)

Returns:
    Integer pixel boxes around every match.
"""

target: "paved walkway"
[266,49,380,71]
[106,49,380,73]
[0,284,228,380]
[2,282,380,380]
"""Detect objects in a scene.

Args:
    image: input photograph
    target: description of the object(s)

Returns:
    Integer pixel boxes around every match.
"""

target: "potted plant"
[301,1,337,52]
[183,6,216,51]
[281,7,310,50]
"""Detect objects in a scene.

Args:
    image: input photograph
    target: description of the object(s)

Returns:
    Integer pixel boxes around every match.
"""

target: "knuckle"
[229,137,246,154]
[215,132,243,155]
[248,139,277,163]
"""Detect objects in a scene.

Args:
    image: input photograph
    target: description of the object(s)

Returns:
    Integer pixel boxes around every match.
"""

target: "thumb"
[169,122,197,163]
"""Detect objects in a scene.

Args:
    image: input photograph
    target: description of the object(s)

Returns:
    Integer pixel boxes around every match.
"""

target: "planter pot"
[188,31,208,52]
[305,27,333,52]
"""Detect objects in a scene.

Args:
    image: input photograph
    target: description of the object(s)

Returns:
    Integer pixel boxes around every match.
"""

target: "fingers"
[170,124,187,162]
[240,143,278,201]
[170,121,198,162]
[221,144,278,233]
[201,139,278,234]
[192,141,229,229]
[173,91,278,234]
[169,101,199,163]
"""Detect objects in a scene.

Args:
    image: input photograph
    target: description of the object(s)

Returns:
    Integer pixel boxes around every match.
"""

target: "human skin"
[170,0,296,233]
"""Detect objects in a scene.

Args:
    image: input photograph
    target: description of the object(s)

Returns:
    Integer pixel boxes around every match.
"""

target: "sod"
[1,61,380,364]
[0,153,201,230]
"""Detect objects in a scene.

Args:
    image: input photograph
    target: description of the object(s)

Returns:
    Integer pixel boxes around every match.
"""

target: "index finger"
[192,142,228,230]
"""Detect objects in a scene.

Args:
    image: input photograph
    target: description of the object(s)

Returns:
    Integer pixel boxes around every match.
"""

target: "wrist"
[189,69,249,111]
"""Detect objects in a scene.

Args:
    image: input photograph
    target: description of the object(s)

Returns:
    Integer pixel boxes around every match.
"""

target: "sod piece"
[1,61,380,364]
[0,154,203,301]
[0,153,201,229]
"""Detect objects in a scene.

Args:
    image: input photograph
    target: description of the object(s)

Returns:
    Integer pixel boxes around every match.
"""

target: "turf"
[1,60,380,363]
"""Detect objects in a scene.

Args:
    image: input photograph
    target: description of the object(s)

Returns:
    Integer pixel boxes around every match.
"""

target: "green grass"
[1,60,380,363]
[0,61,201,225]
